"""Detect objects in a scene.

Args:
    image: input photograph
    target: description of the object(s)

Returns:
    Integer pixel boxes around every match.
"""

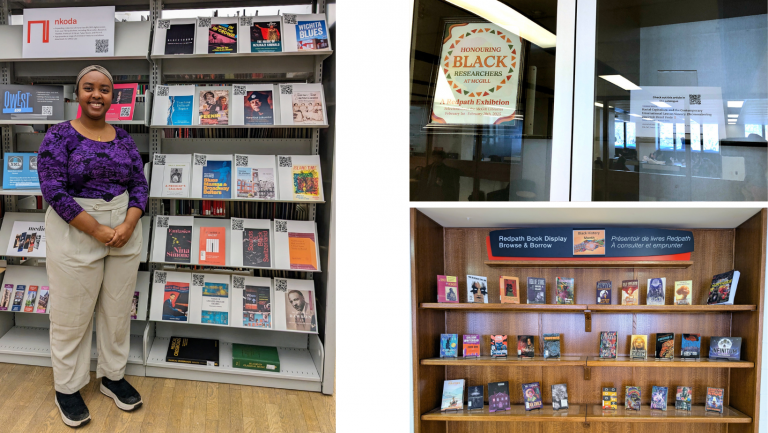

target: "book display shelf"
[411,208,765,433]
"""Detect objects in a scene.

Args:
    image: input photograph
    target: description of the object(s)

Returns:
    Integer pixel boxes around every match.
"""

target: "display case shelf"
[421,356,586,367]
[484,260,693,269]
[149,196,325,204]
[420,303,587,312]
[588,304,756,313]
[586,405,751,423]
[418,303,756,313]
[586,356,754,368]
[421,405,586,422]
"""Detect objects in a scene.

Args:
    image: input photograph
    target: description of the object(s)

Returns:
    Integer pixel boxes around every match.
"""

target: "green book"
[232,343,280,372]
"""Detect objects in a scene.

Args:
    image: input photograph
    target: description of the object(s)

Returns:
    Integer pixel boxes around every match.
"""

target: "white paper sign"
[6,221,46,258]
[629,86,726,141]
[23,6,115,58]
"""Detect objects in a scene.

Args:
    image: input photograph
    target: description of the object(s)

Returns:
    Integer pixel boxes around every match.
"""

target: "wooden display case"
[411,208,765,432]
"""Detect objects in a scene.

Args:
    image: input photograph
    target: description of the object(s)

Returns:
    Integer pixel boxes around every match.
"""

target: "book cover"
[290,90,325,125]
[277,155,324,201]
[288,231,318,271]
[681,334,701,359]
[599,331,617,359]
[199,89,230,125]
[466,275,488,303]
[166,336,219,366]
[625,386,641,411]
[674,280,693,305]
[651,386,668,410]
[709,336,742,360]
[490,335,508,357]
[242,228,271,268]
[201,159,232,199]
[517,335,534,358]
[243,284,271,328]
[199,227,226,266]
[441,380,464,411]
[499,276,520,304]
[463,334,480,357]
[630,334,647,359]
[165,23,195,54]
[596,280,611,304]
[36,286,49,313]
[294,18,329,50]
[250,19,282,52]
[706,387,724,413]
[236,167,276,199]
[11,285,24,312]
[488,381,511,412]
[527,277,546,304]
[551,384,568,410]
[0,284,12,310]
[621,280,639,305]
[76,83,138,121]
[440,334,458,358]
[647,277,666,305]
[165,225,192,263]
[522,382,543,411]
[291,163,321,200]
[543,333,561,359]
[555,277,574,305]
[232,343,280,372]
[573,229,605,255]
[23,285,37,312]
[602,387,617,409]
[130,291,139,319]
[675,386,692,411]
[437,275,459,303]
[209,23,237,53]
[243,91,275,125]
[467,386,484,410]
[168,95,194,125]
[707,270,740,305]
[655,333,675,359]
[3,153,39,189]
[0,84,65,120]
[162,281,189,321]
[163,161,190,197]
[201,282,229,326]
[284,288,317,332]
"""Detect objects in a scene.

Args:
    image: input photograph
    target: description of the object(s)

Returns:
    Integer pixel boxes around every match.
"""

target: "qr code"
[198,17,212,27]
[689,94,701,105]
[278,156,292,167]
[275,220,287,233]
[239,16,253,27]
[233,276,244,289]
[154,154,166,165]
[95,39,109,53]
[157,216,169,228]
[283,14,297,25]
[275,279,288,292]
[158,20,171,30]
[231,218,244,231]
[120,106,131,118]
[233,85,246,96]
[194,154,207,166]
[41,106,52,116]
[156,86,169,97]
[154,272,167,284]
[235,155,248,167]
[192,274,205,287]
[281,85,293,95]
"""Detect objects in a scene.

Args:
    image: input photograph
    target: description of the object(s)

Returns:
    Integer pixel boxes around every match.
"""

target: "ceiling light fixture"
[727,101,744,108]
[445,0,557,48]
[599,75,641,91]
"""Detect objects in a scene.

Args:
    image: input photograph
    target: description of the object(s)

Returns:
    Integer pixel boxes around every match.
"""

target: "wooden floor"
[0,363,335,433]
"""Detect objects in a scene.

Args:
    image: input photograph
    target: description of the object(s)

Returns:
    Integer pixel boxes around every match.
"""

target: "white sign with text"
[22,6,115,58]
[629,86,726,140]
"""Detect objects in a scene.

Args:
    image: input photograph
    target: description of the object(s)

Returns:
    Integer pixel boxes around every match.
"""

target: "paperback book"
[488,381,511,412]
[247,17,282,52]
[437,275,459,303]
[0,84,64,121]
[23,285,37,312]
[555,277,574,304]
[77,83,138,121]
[440,334,458,358]
[551,384,568,410]
[681,334,701,359]
[441,380,464,411]
[273,219,320,271]
[199,227,226,266]
[3,153,39,190]
[230,218,272,268]
[232,344,280,372]
[675,386,692,411]
[602,387,617,409]
[230,275,272,329]
[490,334,508,357]
[278,83,327,125]
[674,280,693,305]
[651,386,668,410]
[467,275,488,303]
[706,387,724,413]
[527,277,545,304]
[162,280,189,322]
[163,21,195,54]
[200,277,229,326]
[234,155,277,200]
[621,280,639,305]
[522,382,543,411]
[151,85,195,126]
[599,331,617,359]
[517,335,534,358]
[543,333,561,359]
[198,88,231,125]
[463,334,480,357]
[647,277,666,305]
[596,280,611,304]
[467,386,484,410]
[36,286,49,313]
[150,215,193,264]
[655,333,674,360]
[282,14,331,52]
[208,23,238,54]
[707,270,740,305]
[277,155,324,201]
[191,154,232,199]
[499,276,520,304]
[625,386,641,411]
[709,336,742,360]
[274,278,317,332]
[150,154,192,198]
[5,221,46,258]
[166,336,219,366]
[630,334,648,359]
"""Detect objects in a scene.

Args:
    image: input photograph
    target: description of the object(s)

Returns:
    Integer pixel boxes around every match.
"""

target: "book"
[675,386,692,411]
[707,270,740,305]
[681,334,701,359]
[674,280,693,305]
[0,84,64,120]
[488,381,511,412]
[596,280,611,304]
[573,229,605,255]
[23,285,37,312]
[151,85,195,126]
[706,387,724,413]
[437,275,459,303]
[230,84,279,126]
[232,343,280,372]
[77,83,138,121]
[630,334,647,359]
[166,225,192,263]
[273,219,320,271]
[11,285,24,311]
[208,22,237,54]
[621,280,639,305]
[490,334,508,357]
[555,277,574,304]
[198,88,230,125]
[282,14,330,52]
[192,154,232,200]
[234,155,278,200]
[625,386,641,411]
[166,336,219,366]
[276,155,324,201]
[162,280,189,322]
[522,382,543,411]
[551,384,568,410]
[651,386,668,410]
[709,336,742,360]
[602,387,617,409]
[467,386,484,410]
[3,153,39,189]
[527,277,545,304]
[150,154,192,198]
[646,277,666,305]
[277,278,317,332]
[441,380,464,411]
[231,275,272,329]
[599,331,617,359]
[199,227,226,266]
[440,334,458,358]
[130,291,139,319]
[0,284,11,310]
[164,22,195,54]
[463,334,480,357]
[466,275,488,303]
[229,218,272,268]
[543,333,561,359]
[200,280,229,326]
[247,17,282,52]
[5,221,45,258]
[655,333,674,360]
[499,276,520,304]
[517,335,534,358]
[278,83,327,125]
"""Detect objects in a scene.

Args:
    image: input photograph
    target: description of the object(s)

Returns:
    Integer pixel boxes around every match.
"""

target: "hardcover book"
[150,154,192,198]
[707,270,740,305]
[488,381,511,412]
[543,333,561,359]
[5,221,46,258]
[151,85,195,126]
[232,343,280,372]
[0,84,64,121]
[674,280,693,305]
[551,384,568,410]
[675,386,692,411]
[249,18,282,52]
[651,386,668,410]
[463,334,480,357]
[198,88,230,125]
[229,218,272,268]
[77,83,138,121]
[130,291,139,319]
[437,275,459,303]
[681,334,701,359]
[234,155,277,200]
[273,219,320,271]
[555,277,574,304]
[0,284,11,310]
[441,380,464,411]
[467,386,484,410]
[277,83,327,126]
[527,277,546,304]
[596,280,611,304]
[199,227,226,266]
[11,285,24,312]
[36,286,49,313]
[625,386,641,411]
[621,280,639,305]
[164,23,195,54]
[709,336,742,360]
[191,154,232,200]
[599,331,617,359]
[277,155,324,201]
[166,336,219,366]
[517,335,534,358]
[630,334,647,360]
[467,275,488,303]
[201,281,229,326]
[3,153,39,190]
[706,387,724,413]
[490,334,508,357]
[602,387,617,409]
[440,334,458,358]
[208,23,238,54]
[23,285,37,312]
[499,276,520,304]
[282,14,330,52]
[522,382,543,411]
[165,225,192,263]
[655,333,674,360]
[162,281,189,321]
[647,277,666,305]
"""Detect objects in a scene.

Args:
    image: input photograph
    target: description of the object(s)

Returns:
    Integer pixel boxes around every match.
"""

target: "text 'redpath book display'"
[6,221,46,258]
[229,84,280,126]
[630,334,648,360]
[625,386,641,411]
[488,381,511,412]
[277,155,324,201]
[650,386,668,411]
[527,277,545,304]
[463,334,480,357]
[437,275,459,303]
[440,334,458,358]
[441,380,464,411]
[230,218,272,268]
[273,219,320,271]
[675,280,693,305]
[231,275,273,329]
[706,387,724,413]
[191,154,232,200]
[281,14,331,52]
[490,335,508,358]
[466,275,488,303]
[551,384,568,410]
[681,334,701,359]
[646,277,666,305]
[555,277,574,304]
[621,280,639,305]
[273,278,317,333]
[599,331,617,359]
[3,153,39,190]
[709,336,742,360]
[522,382,543,411]
[499,276,520,304]
[655,333,674,360]
[150,154,191,198]
[517,335,534,358]
[707,270,740,305]
[166,336,219,366]
[543,333,561,359]
[234,155,278,200]
[596,280,611,304]
[76,83,138,121]
[278,83,327,126]
[237,16,282,53]
[151,85,195,126]
[0,84,64,121]
[676,386,692,411]
[231,343,280,372]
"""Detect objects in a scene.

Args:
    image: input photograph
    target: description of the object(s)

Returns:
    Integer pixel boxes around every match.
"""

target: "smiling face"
[78,71,112,120]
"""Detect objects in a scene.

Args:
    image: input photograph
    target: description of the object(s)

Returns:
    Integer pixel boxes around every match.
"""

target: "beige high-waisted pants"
[46,191,143,394]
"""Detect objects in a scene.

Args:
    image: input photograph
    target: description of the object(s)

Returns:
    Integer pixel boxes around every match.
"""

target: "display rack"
[411,208,765,433]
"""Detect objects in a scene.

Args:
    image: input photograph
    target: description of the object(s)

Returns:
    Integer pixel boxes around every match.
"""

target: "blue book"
[3,153,39,189]
[168,95,193,125]
[681,334,701,359]
[202,160,232,199]
[440,334,458,358]
[709,336,742,360]
[296,20,328,50]
[11,285,24,311]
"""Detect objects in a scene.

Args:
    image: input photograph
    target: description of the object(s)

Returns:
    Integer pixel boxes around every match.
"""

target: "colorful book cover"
[441,380,464,411]
[251,19,281,52]
[467,386,484,410]
[290,91,325,125]
[209,23,238,53]
[599,331,618,359]
[437,275,459,303]
[36,286,49,313]
[630,334,647,359]
[292,164,321,200]
[573,229,605,255]
[202,160,231,199]
[199,227,226,266]
[674,280,693,305]
[499,276,520,304]
[466,275,488,303]
[165,225,192,263]
[164,23,195,54]
[463,334,480,357]
[675,386,692,411]
[522,382,543,411]
[162,282,189,321]
[242,228,271,268]
[647,277,666,305]
[295,19,329,50]
[3,153,39,189]
[625,386,641,411]
[243,285,271,328]
[596,280,612,304]
[706,387,724,413]
[681,334,701,359]
[0,84,65,120]
[11,285,24,312]
[709,336,742,360]
[440,334,458,358]
[201,282,229,325]
[77,83,137,121]
[243,91,275,125]
[651,386,668,410]
[517,335,534,358]
[555,277,574,304]
[602,387,617,409]
[199,89,230,125]
[0,284,12,310]
[707,270,740,305]
[130,291,139,319]
[551,384,568,410]
[288,231,318,271]
[236,167,275,199]
[490,334,508,357]
[527,277,546,304]
[23,285,37,312]
[543,333,561,359]
[655,333,674,359]
[621,280,639,305]
[488,381,511,412]
[168,95,193,125]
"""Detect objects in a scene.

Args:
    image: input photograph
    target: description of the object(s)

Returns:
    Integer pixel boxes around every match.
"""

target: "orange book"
[499,276,520,304]
[199,227,226,266]
[288,233,318,271]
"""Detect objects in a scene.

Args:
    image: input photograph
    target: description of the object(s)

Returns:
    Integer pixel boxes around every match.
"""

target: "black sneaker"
[55,391,91,428]
[100,377,143,411]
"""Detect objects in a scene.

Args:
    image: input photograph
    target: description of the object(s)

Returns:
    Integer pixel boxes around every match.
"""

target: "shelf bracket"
[584,366,591,380]
[584,310,591,332]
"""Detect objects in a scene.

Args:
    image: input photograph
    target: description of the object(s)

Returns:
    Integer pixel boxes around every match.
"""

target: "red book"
[437,275,459,303]
[199,227,226,265]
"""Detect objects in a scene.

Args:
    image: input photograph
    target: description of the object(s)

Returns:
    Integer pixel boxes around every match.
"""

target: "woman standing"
[38,65,148,427]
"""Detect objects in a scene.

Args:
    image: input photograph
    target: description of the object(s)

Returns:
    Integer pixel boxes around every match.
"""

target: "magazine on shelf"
[191,154,233,199]
[152,18,197,55]
[229,84,280,126]
[196,17,238,54]
[151,215,193,264]
[198,87,231,126]
[273,219,320,271]
[0,84,65,121]
[231,275,273,329]
[277,155,324,202]
[277,83,327,126]
[151,85,195,126]
[150,154,192,198]
[5,220,46,258]
[281,14,331,52]
[3,153,39,190]
[273,278,318,333]
[233,154,278,200]
[77,83,138,121]
[236,16,282,53]
[230,218,272,268]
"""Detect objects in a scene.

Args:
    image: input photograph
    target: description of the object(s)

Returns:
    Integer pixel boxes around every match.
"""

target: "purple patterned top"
[38,121,148,223]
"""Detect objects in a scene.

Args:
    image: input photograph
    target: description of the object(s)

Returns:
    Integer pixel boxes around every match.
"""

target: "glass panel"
[410,0,558,201]
[592,0,767,201]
